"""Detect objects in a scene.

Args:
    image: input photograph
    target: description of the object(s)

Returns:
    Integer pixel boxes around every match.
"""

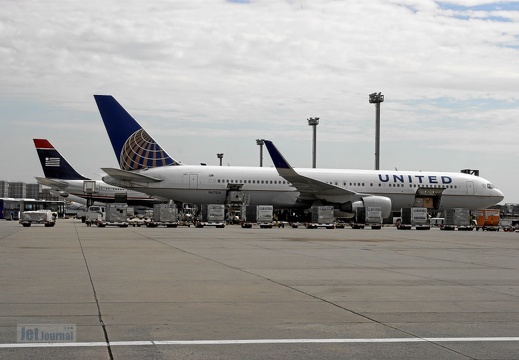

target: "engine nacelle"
[59,191,69,198]
[339,196,392,218]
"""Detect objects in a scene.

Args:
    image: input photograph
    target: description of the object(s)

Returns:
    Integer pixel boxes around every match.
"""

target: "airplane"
[33,138,169,207]
[94,95,504,217]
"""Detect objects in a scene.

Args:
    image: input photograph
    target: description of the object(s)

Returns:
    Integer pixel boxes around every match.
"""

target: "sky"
[1,0,518,204]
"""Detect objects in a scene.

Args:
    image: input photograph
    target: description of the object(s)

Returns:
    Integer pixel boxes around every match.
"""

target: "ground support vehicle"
[430,217,444,227]
[306,206,335,229]
[335,220,346,229]
[242,205,274,228]
[365,207,383,229]
[19,210,56,227]
[350,207,366,229]
[127,216,146,227]
[442,208,473,231]
[349,207,382,229]
[411,207,430,230]
[397,207,430,230]
[499,219,516,232]
[475,209,500,231]
[196,204,225,228]
[85,204,128,227]
[145,204,179,228]
[396,208,412,230]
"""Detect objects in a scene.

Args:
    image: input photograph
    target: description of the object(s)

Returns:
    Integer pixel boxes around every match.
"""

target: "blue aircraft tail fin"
[33,139,89,180]
[93,95,181,170]
[263,140,294,170]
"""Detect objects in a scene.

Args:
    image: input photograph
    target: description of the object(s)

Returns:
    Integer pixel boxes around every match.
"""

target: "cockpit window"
[487,184,494,189]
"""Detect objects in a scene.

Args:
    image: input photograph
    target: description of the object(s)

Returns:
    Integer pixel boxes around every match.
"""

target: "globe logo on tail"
[119,129,176,170]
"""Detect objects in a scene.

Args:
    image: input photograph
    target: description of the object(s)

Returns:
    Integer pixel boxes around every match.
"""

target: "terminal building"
[0,180,65,220]
[0,181,9,198]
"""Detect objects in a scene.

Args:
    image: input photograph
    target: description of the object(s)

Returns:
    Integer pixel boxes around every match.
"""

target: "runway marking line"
[1,337,519,348]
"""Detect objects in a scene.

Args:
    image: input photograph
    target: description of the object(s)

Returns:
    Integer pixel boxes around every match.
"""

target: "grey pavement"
[0,219,518,359]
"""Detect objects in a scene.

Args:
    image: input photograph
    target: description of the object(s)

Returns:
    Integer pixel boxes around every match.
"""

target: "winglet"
[93,95,181,170]
[264,140,293,170]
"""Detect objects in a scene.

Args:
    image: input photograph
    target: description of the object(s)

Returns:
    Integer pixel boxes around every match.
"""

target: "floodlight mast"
[369,92,384,170]
[256,139,264,167]
[307,117,319,168]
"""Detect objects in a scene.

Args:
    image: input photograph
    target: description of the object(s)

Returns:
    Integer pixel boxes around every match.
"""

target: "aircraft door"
[466,181,474,195]
[189,174,198,189]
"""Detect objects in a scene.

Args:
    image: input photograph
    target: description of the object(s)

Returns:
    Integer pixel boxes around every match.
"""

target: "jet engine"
[59,191,69,198]
[339,196,392,218]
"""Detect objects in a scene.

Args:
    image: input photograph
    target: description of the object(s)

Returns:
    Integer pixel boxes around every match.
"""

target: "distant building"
[0,181,8,198]
[8,182,26,199]
[26,183,41,199]
[39,188,61,201]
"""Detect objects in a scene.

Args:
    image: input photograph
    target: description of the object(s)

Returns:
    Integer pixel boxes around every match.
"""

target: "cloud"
[1,0,518,200]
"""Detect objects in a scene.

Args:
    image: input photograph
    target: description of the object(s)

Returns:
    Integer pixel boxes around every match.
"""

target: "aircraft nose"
[495,188,505,203]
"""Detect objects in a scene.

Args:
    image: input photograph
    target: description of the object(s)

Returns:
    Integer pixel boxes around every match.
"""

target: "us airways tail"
[93,95,182,170]
[33,138,169,206]
[34,139,88,180]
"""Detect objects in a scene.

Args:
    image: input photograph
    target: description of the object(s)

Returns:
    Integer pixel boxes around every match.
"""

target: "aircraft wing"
[35,176,69,190]
[101,168,163,183]
[264,140,359,199]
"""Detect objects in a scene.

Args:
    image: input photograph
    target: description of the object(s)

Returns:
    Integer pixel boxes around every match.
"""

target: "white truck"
[19,210,56,227]
[196,204,225,228]
[306,206,335,229]
[85,204,129,227]
[242,205,274,228]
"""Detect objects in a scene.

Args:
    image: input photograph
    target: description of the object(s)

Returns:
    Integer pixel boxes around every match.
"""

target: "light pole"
[307,117,319,168]
[217,153,223,166]
[369,92,384,170]
[256,139,264,167]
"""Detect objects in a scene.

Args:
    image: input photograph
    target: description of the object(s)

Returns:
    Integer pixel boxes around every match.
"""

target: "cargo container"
[397,207,430,230]
[243,205,274,228]
[306,206,335,229]
[366,206,383,229]
[350,207,382,229]
[430,217,444,227]
[144,204,179,228]
[197,204,225,228]
[350,207,366,229]
[475,209,500,231]
[442,208,473,231]
[85,204,128,227]
[19,210,56,227]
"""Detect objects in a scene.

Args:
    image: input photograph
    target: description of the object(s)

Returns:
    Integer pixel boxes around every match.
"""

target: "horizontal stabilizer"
[35,177,69,189]
[101,168,163,183]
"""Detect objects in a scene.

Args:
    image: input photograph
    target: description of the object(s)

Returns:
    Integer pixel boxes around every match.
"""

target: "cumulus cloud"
[1,0,518,199]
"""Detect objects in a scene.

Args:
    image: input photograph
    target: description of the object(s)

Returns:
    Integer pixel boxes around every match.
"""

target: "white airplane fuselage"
[39,178,165,206]
[103,165,504,211]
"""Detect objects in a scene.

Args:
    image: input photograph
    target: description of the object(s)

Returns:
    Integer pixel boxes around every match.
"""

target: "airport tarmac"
[0,219,518,359]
